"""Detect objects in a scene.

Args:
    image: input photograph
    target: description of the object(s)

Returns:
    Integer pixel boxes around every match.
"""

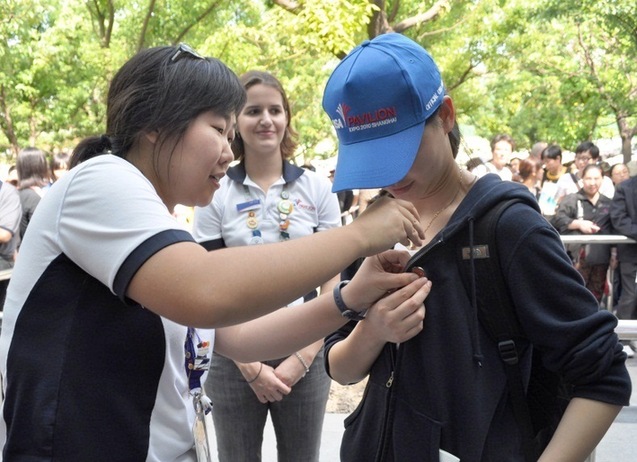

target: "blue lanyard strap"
[184,327,210,392]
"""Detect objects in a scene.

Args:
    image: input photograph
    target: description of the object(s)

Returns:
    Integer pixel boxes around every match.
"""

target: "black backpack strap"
[458,199,540,461]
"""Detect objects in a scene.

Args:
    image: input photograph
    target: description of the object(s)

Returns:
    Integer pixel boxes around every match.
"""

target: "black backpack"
[456,199,572,462]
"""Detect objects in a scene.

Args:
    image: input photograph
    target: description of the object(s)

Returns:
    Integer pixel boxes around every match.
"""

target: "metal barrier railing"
[559,235,637,245]
[616,320,637,341]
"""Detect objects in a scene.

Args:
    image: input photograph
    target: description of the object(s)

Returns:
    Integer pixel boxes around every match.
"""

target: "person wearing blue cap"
[322,33,631,462]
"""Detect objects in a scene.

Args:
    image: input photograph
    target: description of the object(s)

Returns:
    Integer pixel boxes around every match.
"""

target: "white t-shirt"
[0,155,213,462]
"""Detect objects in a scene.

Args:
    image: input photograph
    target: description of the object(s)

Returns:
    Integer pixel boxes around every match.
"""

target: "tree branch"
[175,0,223,44]
[388,0,400,23]
[271,0,301,14]
[576,24,617,113]
[446,61,476,92]
[368,0,392,37]
[86,0,112,47]
[393,0,450,33]
[137,0,157,52]
[104,0,115,48]
[417,13,469,40]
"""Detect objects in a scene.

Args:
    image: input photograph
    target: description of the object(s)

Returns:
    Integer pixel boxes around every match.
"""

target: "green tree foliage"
[528,0,637,160]
[0,0,114,157]
[0,0,636,164]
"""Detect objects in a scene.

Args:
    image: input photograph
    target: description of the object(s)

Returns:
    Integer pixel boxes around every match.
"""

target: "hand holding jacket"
[326,273,431,386]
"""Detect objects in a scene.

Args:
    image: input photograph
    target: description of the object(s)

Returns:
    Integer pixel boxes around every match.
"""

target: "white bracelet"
[294,352,310,375]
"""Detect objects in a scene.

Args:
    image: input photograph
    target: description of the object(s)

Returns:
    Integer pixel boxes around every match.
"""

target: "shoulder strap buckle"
[498,339,519,365]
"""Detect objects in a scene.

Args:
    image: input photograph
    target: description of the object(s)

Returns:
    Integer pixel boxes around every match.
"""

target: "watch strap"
[333,280,366,321]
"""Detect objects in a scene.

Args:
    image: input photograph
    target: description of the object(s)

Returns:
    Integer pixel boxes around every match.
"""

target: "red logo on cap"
[335,103,350,127]
[346,107,396,127]
[331,103,397,132]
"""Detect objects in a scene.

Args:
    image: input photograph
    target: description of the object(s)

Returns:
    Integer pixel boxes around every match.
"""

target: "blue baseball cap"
[322,33,445,192]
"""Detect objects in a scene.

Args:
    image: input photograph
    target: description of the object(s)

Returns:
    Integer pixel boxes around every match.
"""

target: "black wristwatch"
[333,280,366,321]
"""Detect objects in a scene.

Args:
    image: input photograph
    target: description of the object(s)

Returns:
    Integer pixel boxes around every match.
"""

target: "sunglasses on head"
[171,43,205,62]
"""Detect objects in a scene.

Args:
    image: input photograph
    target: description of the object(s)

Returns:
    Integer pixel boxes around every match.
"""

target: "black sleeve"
[199,238,226,251]
[323,320,357,379]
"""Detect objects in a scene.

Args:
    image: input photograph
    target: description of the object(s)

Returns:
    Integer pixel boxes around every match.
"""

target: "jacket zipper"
[375,343,398,461]
[376,238,443,461]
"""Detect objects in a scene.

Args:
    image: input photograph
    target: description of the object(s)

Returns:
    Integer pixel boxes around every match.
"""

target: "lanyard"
[185,327,214,461]
[184,327,210,392]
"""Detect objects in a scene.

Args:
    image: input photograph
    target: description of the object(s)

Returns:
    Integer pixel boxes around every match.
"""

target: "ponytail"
[70,135,114,169]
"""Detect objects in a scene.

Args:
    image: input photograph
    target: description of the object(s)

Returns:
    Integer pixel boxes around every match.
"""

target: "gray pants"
[0,257,13,309]
[615,260,637,320]
[205,351,331,462]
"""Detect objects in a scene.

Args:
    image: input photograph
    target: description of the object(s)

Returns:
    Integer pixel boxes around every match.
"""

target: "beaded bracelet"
[294,352,310,376]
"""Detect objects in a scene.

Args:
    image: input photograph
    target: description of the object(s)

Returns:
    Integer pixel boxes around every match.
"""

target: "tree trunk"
[621,135,632,164]
[367,0,392,38]
[0,86,19,158]
[617,113,636,164]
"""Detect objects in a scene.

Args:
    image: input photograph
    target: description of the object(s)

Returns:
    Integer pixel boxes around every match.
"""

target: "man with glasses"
[556,141,615,203]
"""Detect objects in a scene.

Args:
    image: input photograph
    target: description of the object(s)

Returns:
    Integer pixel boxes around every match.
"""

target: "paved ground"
[221,356,637,461]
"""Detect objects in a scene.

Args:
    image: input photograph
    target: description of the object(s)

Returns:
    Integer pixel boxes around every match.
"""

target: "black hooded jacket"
[325,174,631,462]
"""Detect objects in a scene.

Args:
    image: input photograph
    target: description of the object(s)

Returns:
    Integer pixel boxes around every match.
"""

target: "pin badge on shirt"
[236,199,261,212]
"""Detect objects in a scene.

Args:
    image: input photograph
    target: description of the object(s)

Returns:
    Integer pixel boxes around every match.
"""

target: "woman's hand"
[326,273,431,385]
[243,363,291,403]
[273,356,307,388]
[342,249,421,312]
[350,195,424,255]
[362,275,430,344]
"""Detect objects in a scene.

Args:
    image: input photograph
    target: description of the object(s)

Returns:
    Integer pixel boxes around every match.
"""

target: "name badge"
[462,245,490,260]
[236,199,261,212]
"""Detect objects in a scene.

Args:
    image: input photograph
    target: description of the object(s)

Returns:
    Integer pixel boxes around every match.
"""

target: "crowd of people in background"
[0,148,69,304]
[468,135,637,358]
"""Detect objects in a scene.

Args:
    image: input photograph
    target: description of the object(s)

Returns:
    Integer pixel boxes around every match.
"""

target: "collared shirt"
[193,161,341,250]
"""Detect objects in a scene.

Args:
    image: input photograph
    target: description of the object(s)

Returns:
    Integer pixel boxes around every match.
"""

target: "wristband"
[333,280,366,321]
